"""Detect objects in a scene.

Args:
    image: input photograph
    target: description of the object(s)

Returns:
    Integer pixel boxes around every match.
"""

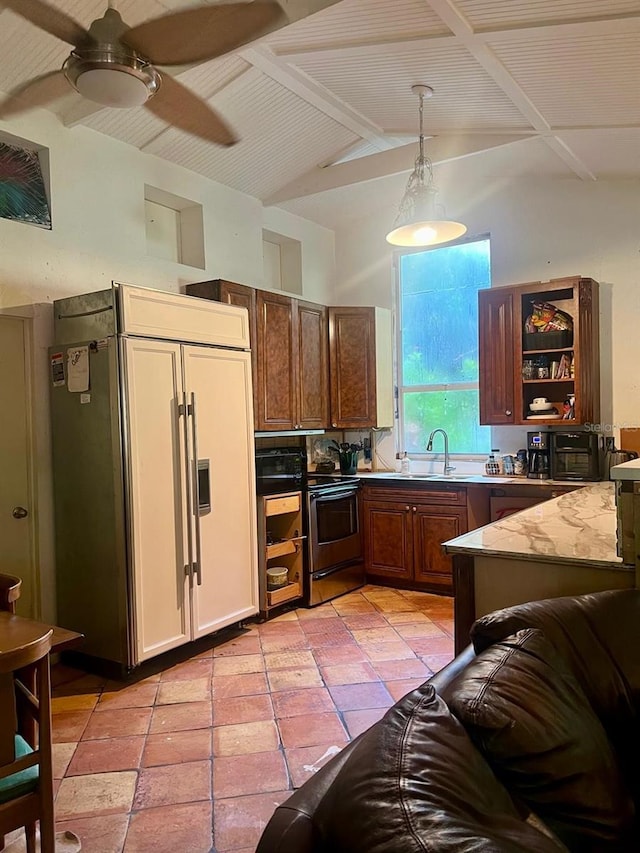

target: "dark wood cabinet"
[328,306,393,429]
[413,504,467,590]
[256,292,329,431]
[478,287,515,425]
[363,486,466,593]
[256,290,298,430]
[296,300,329,430]
[478,276,599,426]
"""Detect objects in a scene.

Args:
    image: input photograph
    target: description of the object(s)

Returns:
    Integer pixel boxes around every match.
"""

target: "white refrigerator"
[50,284,258,674]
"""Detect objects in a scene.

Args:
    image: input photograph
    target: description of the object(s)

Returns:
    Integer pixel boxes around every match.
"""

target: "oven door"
[307,486,362,574]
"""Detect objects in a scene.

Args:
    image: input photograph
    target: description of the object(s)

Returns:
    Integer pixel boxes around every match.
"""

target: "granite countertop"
[442,482,629,570]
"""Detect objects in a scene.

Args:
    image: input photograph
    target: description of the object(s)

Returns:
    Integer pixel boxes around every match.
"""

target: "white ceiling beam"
[265,134,522,204]
[382,123,640,137]
[239,43,403,151]
[425,0,596,180]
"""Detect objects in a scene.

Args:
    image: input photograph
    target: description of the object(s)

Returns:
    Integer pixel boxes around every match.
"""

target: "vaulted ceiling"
[1,0,638,228]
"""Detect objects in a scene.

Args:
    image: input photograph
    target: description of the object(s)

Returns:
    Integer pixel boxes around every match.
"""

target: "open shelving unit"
[257,490,305,617]
[519,280,581,425]
[479,275,599,427]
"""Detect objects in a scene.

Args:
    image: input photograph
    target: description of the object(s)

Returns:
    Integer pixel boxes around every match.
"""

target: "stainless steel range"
[255,448,365,606]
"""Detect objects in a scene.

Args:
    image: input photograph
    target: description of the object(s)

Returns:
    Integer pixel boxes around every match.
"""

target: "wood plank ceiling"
[0,0,638,221]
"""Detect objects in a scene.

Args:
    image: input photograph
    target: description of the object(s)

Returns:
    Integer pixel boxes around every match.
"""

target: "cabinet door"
[297,300,329,429]
[329,307,377,429]
[183,346,258,639]
[413,505,467,591]
[123,338,190,663]
[478,288,515,425]
[363,500,413,581]
[256,291,297,430]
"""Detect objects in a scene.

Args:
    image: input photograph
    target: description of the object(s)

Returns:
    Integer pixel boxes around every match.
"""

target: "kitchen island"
[443,482,634,652]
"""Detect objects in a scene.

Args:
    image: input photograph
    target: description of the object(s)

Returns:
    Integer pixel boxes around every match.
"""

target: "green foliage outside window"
[398,239,491,455]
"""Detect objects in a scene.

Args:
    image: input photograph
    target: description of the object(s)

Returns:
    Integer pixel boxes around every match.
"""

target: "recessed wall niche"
[0,131,51,229]
[262,229,302,294]
[144,185,205,269]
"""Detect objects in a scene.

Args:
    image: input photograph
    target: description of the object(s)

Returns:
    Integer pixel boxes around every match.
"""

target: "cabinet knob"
[405,505,410,511]
[505,410,512,416]
[412,506,417,512]
[332,422,337,428]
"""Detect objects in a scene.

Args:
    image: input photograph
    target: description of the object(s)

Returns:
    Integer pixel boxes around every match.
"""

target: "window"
[396,237,491,455]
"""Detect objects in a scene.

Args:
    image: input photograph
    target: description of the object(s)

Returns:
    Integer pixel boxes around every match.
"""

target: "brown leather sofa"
[257,590,640,852]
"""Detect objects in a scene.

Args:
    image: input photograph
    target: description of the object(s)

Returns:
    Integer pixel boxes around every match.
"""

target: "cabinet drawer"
[362,486,466,506]
[264,493,301,517]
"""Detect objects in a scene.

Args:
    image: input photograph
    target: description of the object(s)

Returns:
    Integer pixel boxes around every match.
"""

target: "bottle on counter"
[401,451,411,475]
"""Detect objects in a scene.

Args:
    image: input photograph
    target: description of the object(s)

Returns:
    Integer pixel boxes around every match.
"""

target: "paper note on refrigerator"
[67,345,89,393]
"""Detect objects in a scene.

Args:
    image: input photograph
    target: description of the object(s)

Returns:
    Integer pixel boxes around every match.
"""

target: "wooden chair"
[0,576,21,615]
[0,620,54,853]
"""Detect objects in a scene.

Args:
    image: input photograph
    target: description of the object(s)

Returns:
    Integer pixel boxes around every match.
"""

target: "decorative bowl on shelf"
[529,398,552,412]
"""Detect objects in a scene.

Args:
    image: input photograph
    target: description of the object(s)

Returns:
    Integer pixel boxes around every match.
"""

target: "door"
[297,300,329,429]
[182,345,258,639]
[478,288,515,425]
[123,338,190,663]
[413,505,467,591]
[363,500,412,581]
[256,290,297,430]
[329,307,377,429]
[0,317,35,616]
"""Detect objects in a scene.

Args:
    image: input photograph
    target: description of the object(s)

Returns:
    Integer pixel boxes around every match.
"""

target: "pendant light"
[386,85,466,248]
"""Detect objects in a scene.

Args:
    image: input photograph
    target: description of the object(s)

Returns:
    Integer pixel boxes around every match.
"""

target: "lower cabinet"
[363,487,467,594]
[257,491,305,618]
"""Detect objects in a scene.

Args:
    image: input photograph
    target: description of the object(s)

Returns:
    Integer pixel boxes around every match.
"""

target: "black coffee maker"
[527,431,550,479]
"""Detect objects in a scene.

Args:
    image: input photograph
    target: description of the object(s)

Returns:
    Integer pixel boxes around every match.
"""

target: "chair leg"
[39,816,56,853]
[25,824,36,853]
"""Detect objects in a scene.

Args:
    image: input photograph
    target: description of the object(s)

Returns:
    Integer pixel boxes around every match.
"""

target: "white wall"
[335,175,640,464]
[0,108,336,619]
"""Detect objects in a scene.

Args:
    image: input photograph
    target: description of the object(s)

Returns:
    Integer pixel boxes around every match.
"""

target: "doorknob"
[12,506,28,519]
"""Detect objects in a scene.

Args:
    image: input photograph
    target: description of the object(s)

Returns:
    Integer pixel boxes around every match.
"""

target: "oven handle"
[309,487,359,501]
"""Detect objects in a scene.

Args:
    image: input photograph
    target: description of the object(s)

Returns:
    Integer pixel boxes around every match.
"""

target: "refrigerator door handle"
[190,391,203,586]
[180,394,195,581]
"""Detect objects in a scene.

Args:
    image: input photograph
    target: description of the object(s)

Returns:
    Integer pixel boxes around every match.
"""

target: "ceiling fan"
[0,0,289,146]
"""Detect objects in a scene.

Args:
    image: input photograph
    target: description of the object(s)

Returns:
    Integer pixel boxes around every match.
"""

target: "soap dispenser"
[401,451,411,475]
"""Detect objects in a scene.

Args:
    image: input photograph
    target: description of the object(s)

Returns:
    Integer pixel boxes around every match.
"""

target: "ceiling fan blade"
[0,69,70,118]
[122,2,286,66]
[145,74,237,147]
[2,0,87,46]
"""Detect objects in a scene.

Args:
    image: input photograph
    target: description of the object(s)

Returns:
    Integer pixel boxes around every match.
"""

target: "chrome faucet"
[426,429,456,476]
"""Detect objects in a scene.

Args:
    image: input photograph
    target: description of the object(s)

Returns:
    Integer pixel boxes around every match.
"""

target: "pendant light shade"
[386,85,466,248]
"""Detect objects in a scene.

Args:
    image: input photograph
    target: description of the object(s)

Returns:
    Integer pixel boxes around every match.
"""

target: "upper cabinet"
[478,287,515,425]
[328,306,394,429]
[186,282,392,433]
[479,276,599,426]
[255,291,329,431]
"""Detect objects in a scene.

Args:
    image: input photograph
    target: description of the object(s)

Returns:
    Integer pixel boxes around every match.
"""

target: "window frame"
[393,233,491,460]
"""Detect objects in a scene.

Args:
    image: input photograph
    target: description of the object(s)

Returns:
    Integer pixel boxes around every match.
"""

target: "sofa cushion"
[471,589,640,797]
[313,682,567,852]
[471,590,639,735]
[445,628,636,851]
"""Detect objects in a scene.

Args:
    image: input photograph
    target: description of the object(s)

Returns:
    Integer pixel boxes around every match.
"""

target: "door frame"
[0,309,39,617]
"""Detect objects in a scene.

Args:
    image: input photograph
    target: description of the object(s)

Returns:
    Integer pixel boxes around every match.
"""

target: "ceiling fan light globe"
[75,68,151,107]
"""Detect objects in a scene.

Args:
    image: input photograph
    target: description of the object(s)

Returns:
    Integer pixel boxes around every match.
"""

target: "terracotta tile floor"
[50,585,454,853]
